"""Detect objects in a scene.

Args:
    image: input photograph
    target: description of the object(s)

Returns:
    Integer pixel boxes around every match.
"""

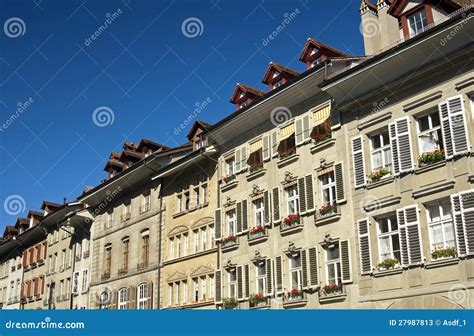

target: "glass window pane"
[371,135,381,149]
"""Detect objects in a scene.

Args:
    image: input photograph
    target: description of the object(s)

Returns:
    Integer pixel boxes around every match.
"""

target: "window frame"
[286,185,300,215]
[369,130,392,172]
[253,198,265,228]
[137,283,148,310]
[416,110,443,155]
[376,216,401,263]
[325,244,342,285]
[320,171,336,205]
[426,200,455,252]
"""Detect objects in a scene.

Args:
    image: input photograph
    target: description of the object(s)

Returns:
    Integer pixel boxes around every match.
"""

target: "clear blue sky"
[0,0,364,231]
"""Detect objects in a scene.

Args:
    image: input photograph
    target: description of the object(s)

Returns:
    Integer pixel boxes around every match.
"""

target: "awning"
[312,104,330,127]
[249,139,263,153]
[280,123,295,141]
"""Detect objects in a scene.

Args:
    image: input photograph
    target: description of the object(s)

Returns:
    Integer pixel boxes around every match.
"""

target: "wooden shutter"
[295,117,304,146]
[390,117,414,174]
[244,264,250,299]
[298,177,306,214]
[275,256,283,293]
[147,282,153,309]
[36,244,42,262]
[272,187,281,224]
[237,266,243,300]
[240,146,247,172]
[340,240,352,283]
[262,134,270,161]
[389,123,400,175]
[215,270,222,304]
[22,251,27,267]
[271,130,279,158]
[111,290,118,309]
[459,190,474,255]
[235,148,241,173]
[41,275,45,294]
[242,199,248,232]
[264,190,270,226]
[451,194,467,256]
[301,250,308,289]
[357,218,372,275]
[404,206,423,264]
[351,136,366,188]
[215,208,222,240]
[439,101,454,159]
[305,174,315,213]
[448,96,469,156]
[43,242,48,260]
[302,113,311,142]
[308,247,319,287]
[266,259,272,295]
[128,286,137,309]
[397,209,409,266]
[236,202,242,234]
[334,162,345,204]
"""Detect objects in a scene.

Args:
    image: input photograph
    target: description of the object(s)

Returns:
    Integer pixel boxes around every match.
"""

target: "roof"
[230,83,266,103]
[15,217,29,227]
[187,120,213,140]
[387,0,463,16]
[41,201,61,210]
[137,138,169,152]
[27,210,44,218]
[262,62,301,84]
[299,38,348,62]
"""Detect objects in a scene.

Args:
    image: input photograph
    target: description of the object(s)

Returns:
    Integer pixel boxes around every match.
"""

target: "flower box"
[284,289,305,303]
[321,283,343,296]
[418,149,445,167]
[221,235,237,247]
[248,226,266,240]
[377,258,400,271]
[312,132,331,145]
[283,214,300,225]
[278,148,296,160]
[367,168,391,183]
[223,297,238,309]
[431,247,456,260]
[249,294,267,308]
[249,162,264,174]
[222,175,236,184]
[318,203,337,217]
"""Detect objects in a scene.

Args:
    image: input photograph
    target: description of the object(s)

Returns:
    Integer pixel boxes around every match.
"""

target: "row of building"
[1,0,473,310]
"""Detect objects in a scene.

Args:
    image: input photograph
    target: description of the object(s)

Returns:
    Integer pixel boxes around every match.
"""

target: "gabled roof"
[15,217,29,228]
[41,201,61,211]
[3,226,17,236]
[387,0,462,16]
[262,62,301,84]
[187,120,213,140]
[27,210,44,219]
[230,83,265,104]
[136,138,169,152]
[299,38,349,62]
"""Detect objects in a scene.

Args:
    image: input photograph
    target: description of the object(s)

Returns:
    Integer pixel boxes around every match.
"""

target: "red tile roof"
[299,38,348,62]
[262,62,301,84]
[230,83,265,104]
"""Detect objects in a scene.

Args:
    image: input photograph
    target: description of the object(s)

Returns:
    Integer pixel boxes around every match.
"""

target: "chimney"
[359,0,380,55]
[376,0,400,51]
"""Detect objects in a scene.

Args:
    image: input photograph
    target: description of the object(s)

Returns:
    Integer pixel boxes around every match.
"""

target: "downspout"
[157,177,164,310]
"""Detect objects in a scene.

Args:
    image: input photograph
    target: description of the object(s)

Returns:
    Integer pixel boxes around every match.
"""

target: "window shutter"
[305,174,315,213]
[439,101,454,159]
[43,242,48,260]
[215,270,222,304]
[301,250,308,289]
[275,256,283,293]
[264,190,270,226]
[272,187,281,224]
[240,146,247,172]
[389,123,400,175]
[241,199,248,232]
[41,275,45,294]
[111,290,118,309]
[357,218,372,274]
[235,148,241,173]
[295,117,304,146]
[351,136,366,188]
[271,130,279,158]
[397,209,409,266]
[334,162,345,204]
[37,244,41,262]
[302,113,311,142]
[215,208,222,240]
[128,286,137,309]
[391,117,414,173]
[22,251,27,267]
[298,177,307,214]
[262,134,270,161]
[218,156,225,180]
[403,205,423,265]
[459,190,474,255]
[236,202,242,234]
[340,240,352,283]
[237,266,243,300]
[244,264,250,299]
[448,96,469,156]
[451,194,467,256]
[266,259,272,296]
[147,282,153,309]
[308,247,319,287]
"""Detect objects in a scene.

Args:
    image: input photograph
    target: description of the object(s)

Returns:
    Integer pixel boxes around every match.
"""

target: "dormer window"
[240,101,248,108]
[273,81,283,89]
[408,8,428,37]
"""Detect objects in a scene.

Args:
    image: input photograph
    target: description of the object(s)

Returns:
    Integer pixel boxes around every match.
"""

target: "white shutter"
[340,240,352,283]
[215,208,222,240]
[448,95,470,156]
[397,209,409,266]
[295,117,304,146]
[390,117,414,174]
[240,145,248,172]
[264,190,271,226]
[357,218,372,275]
[301,250,308,289]
[262,134,270,161]
[459,190,474,255]
[400,206,423,265]
[451,193,466,256]
[439,101,454,159]
[302,113,311,142]
[334,162,345,204]
[389,123,400,175]
[351,136,366,188]
[271,130,279,158]
[235,148,241,173]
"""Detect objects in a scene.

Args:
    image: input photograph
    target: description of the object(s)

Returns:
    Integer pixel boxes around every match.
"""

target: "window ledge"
[249,303,271,310]
[246,168,266,181]
[280,224,304,236]
[314,212,341,226]
[366,176,395,190]
[319,293,347,304]
[414,160,446,174]
[425,257,459,269]
[310,138,336,153]
[173,202,209,218]
[373,267,403,278]
[221,241,239,252]
[282,298,307,309]
[221,180,238,192]
[248,233,268,246]
[277,154,299,168]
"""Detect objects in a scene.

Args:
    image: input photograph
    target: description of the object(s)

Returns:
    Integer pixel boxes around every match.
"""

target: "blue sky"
[0,0,364,231]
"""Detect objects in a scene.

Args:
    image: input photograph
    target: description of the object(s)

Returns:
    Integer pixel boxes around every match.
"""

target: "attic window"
[240,101,249,108]
[274,81,283,88]
[272,71,280,78]
[408,8,428,37]
[239,93,245,99]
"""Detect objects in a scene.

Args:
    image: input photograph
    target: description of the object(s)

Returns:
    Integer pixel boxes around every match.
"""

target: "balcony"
[280,215,303,236]
[247,226,268,245]
[137,262,149,271]
[83,250,90,258]
[118,267,128,276]
[319,284,347,304]
[314,203,341,225]
[121,213,131,222]
[101,272,111,280]
[282,289,307,308]
[220,236,238,251]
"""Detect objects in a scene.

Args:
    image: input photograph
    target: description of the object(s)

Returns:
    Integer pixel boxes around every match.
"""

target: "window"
[326,244,342,285]
[320,171,336,205]
[177,195,183,213]
[124,201,131,217]
[274,80,283,88]
[175,282,180,305]
[118,288,127,309]
[104,244,112,273]
[227,210,237,236]
[176,236,181,258]
[408,8,428,36]
[253,198,265,227]
[193,230,199,253]
[183,234,188,256]
[81,269,88,292]
[427,201,455,252]
[289,254,302,290]
[184,192,190,211]
[105,212,113,229]
[286,185,299,215]
[209,225,215,248]
[137,283,148,309]
[142,233,149,265]
[193,278,199,302]
[278,124,296,156]
[201,228,207,251]
[72,272,79,294]
[183,280,188,304]
[248,139,263,167]
[377,216,400,262]
[417,111,443,155]
[169,238,174,260]
[143,192,151,212]
[122,238,129,269]
[99,291,109,309]
[194,187,200,207]
[75,242,82,259]
[256,263,266,295]
[370,130,392,172]
[240,101,249,108]
[209,275,214,299]
[228,269,237,298]
[226,157,235,176]
[201,183,208,204]
[201,276,207,301]
[168,284,173,306]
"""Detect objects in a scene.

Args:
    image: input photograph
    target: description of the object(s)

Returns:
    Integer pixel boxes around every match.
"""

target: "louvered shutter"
[242,199,248,232]
[397,209,409,266]
[351,136,366,188]
[235,148,241,173]
[236,202,242,234]
[43,242,48,260]
[111,290,118,309]
[302,113,311,142]
[298,177,306,214]
[147,282,153,309]
[334,162,345,203]
[459,190,474,255]
[272,187,281,224]
[266,259,272,295]
[340,240,352,283]
[237,266,243,300]
[262,134,270,161]
[218,156,224,180]
[357,218,372,274]
[390,117,414,174]
[215,270,222,304]
[405,206,423,264]
[439,101,454,159]
[451,194,467,256]
[275,256,283,293]
[295,117,304,146]
[244,264,250,299]
[389,123,400,175]
[263,190,270,226]
[128,286,137,309]
[240,146,247,172]
[271,130,279,158]
[448,96,469,156]
[215,208,222,240]
[305,174,315,213]
[308,247,319,287]
[301,250,308,289]
[22,250,27,267]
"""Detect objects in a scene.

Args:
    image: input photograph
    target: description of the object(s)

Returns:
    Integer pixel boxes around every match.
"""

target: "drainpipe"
[156,177,164,310]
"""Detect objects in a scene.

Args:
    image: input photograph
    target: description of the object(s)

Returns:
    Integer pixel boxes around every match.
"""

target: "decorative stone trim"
[402,91,442,112]
[246,168,266,181]
[357,112,392,131]
[363,196,401,212]
[414,160,447,174]
[277,154,299,168]
[373,267,403,278]
[366,176,395,190]
[425,257,459,269]
[221,180,238,192]
[310,138,336,153]
[412,181,455,199]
